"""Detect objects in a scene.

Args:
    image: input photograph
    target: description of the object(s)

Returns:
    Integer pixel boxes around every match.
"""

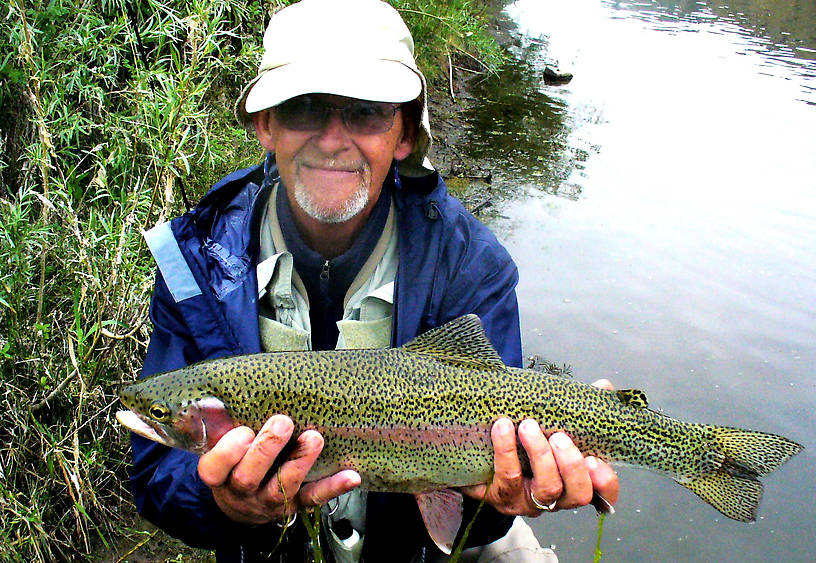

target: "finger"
[591,378,615,391]
[518,419,562,511]
[230,415,294,494]
[198,426,255,487]
[549,432,593,509]
[263,429,324,506]
[489,418,524,505]
[297,469,362,507]
[586,456,619,506]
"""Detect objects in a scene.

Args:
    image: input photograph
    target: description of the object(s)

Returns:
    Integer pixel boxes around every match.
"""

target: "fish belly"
[305,423,496,493]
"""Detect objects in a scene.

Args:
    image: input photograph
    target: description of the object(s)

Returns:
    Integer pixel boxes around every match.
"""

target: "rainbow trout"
[117,314,802,553]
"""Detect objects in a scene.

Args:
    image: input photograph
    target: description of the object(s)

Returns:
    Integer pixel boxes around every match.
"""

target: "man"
[130,0,619,561]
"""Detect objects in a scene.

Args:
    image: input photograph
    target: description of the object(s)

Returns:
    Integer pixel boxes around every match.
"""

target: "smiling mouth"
[303,164,359,174]
[299,158,365,174]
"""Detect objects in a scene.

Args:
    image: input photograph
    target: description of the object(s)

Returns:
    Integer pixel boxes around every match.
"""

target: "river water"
[463,0,816,561]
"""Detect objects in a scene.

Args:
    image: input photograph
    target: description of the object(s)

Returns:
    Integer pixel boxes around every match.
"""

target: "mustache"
[296,156,368,173]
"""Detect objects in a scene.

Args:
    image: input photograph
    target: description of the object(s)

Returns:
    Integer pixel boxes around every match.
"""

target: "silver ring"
[530,491,557,512]
[276,511,299,529]
[327,498,340,516]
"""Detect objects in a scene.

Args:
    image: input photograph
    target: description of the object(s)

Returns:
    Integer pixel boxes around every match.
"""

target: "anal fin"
[414,489,464,555]
[679,470,762,522]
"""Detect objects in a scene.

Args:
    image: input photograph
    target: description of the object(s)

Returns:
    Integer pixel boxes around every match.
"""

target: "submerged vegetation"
[0,0,505,560]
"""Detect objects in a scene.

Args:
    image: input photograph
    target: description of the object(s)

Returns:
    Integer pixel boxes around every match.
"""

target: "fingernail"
[343,470,362,488]
[519,419,540,434]
[270,416,291,435]
[232,426,255,443]
[303,431,322,449]
[496,418,514,436]
[551,432,571,449]
[586,456,598,470]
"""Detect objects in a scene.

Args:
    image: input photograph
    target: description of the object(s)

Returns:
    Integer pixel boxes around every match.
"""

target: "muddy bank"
[425,65,498,212]
[424,6,576,211]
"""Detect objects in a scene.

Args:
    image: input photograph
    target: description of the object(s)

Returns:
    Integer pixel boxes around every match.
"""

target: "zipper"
[425,199,440,220]
[320,259,330,281]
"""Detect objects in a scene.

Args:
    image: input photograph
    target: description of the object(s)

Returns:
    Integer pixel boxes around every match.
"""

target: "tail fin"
[678,427,802,522]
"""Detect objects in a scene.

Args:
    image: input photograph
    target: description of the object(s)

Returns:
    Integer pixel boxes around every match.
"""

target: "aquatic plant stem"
[272,467,295,556]
[300,508,324,563]
[114,529,159,563]
[593,513,606,563]
[449,487,489,563]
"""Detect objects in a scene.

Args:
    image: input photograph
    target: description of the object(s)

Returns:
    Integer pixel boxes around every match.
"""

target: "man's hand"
[462,379,619,517]
[197,414,361,525]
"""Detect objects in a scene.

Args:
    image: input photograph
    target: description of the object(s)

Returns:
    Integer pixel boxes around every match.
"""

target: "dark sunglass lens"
[273,96,326,130]
[273,96,397,134]
[345,102,396,134]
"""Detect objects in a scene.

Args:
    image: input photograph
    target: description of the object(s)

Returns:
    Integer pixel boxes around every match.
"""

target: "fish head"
[116,378,238,454]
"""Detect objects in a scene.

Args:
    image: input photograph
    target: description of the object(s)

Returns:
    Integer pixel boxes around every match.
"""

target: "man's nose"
[313,109,352,153]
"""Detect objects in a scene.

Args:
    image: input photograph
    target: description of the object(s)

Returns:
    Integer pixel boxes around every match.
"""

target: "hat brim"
[244,59,422,116]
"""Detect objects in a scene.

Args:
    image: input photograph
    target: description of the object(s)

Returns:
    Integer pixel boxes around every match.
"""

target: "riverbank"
[424,3,520,208]
[425,4,573,213]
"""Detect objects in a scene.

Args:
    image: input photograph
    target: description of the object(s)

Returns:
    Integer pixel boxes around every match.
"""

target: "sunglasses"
[271,95,401,135]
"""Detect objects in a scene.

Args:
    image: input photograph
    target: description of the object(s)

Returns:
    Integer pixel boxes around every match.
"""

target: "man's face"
[254,94,415,224]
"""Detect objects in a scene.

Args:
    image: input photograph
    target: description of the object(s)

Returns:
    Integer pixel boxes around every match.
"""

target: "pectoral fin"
[414,489,464,555]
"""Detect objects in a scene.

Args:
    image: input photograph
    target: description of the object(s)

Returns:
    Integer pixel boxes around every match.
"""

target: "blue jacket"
[130,157,523,561]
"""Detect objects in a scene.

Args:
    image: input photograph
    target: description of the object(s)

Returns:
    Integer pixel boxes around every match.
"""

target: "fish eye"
[148,402,171,422]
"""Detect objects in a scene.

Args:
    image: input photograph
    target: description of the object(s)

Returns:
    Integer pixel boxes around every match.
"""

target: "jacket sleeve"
[438,211,523,368]
[129,272,267,549]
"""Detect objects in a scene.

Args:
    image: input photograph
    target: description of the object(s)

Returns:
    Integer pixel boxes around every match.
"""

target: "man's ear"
[253,110,276,152]
[393,103,419,161]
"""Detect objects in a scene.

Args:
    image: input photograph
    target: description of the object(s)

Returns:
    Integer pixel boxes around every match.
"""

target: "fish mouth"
[116,410,176,448]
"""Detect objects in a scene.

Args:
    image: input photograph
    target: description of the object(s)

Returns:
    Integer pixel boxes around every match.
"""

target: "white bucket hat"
[235,0,434,176]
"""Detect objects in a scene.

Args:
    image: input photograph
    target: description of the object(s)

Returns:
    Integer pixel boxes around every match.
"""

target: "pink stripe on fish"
[311,423,494,447]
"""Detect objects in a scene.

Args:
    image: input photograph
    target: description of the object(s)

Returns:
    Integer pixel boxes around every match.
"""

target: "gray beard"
[293,178,370,224]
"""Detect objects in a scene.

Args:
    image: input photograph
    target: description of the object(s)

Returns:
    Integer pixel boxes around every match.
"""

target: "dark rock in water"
[543,66,574,84]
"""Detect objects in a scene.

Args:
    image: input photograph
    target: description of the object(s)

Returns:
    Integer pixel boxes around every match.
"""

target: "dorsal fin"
[616,388,649,408]
[401,314,507,372]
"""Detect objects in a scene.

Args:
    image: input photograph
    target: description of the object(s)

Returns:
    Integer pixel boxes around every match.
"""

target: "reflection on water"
[462,37,593,199]
[610,0,816,105]
[460,0,816,561]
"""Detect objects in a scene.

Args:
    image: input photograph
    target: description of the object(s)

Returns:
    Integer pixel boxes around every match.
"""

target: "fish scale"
[117,314,802,546]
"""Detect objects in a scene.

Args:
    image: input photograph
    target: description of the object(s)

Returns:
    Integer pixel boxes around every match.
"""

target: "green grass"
[0,0,507,560]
